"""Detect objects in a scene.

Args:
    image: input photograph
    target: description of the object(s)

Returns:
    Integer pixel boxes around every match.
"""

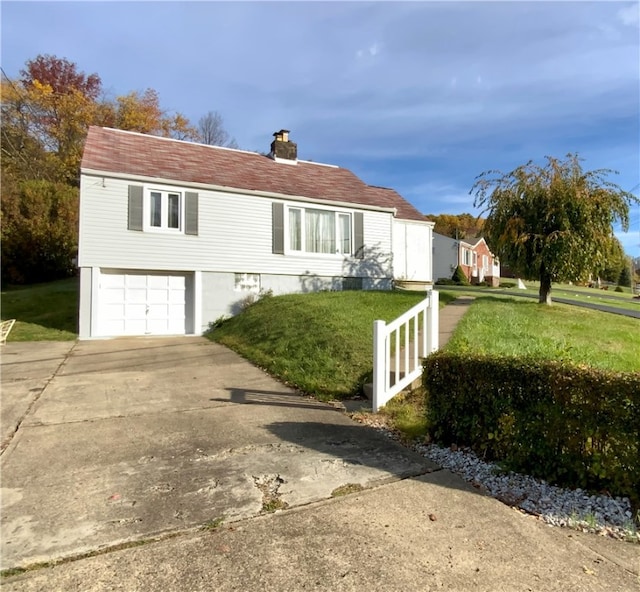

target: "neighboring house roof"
[81,127,425,221]
[466,237,486,248]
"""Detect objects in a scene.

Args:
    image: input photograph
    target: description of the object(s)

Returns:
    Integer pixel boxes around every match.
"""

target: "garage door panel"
[168,275,185,289]
[168,304,185,318]
[126,275,148,288]
[98,270,187,337]
[127,288,147,303]
[126,303,147,319]
[101,273,125,289]
[147,275,169,289]
[103,303,125,317]
[125,320,147,335]
[102,288,125,304]
[168,319,185,334]
[105,320,126,335]
[147,303,169,318]
[148,289,170,304]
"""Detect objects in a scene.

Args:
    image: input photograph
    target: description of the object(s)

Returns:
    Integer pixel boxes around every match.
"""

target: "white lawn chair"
[0,319,16,344]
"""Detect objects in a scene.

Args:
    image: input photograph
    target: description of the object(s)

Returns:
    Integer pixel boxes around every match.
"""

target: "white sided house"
[433,232,500,286]
[78,127,434,339]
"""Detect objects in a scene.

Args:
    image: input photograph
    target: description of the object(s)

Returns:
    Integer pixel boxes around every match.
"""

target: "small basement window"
[342,277,363,291]
[235,273,261,293]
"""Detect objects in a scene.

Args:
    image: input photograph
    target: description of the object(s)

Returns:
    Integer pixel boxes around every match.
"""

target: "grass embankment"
[1,278,78,341]
[209,290,455,400]
[211,290,639,441]
[445,296,639,373]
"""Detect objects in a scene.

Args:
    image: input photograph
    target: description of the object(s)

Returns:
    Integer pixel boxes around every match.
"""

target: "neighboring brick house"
[433,233,500,286]
[78,127,434,338]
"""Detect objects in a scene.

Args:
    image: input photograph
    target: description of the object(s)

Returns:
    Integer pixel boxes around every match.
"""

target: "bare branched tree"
[197,111,238,148]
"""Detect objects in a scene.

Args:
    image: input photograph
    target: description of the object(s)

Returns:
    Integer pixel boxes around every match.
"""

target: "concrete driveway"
[2,338,637,591]
[0,337,435,570]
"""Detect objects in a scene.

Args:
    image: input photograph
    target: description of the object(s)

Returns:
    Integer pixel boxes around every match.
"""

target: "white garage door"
[98,271,186,336]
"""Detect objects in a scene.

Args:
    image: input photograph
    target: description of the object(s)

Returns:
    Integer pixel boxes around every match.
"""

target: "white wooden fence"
[372,291,439,412]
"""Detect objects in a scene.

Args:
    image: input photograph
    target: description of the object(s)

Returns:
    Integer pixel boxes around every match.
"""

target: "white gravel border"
[357,417,639,543]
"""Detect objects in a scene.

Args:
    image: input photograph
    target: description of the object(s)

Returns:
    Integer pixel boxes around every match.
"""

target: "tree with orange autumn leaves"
[1,54,234,283]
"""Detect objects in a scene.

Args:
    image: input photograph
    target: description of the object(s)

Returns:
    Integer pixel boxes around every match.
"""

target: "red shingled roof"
[81,127,425,221]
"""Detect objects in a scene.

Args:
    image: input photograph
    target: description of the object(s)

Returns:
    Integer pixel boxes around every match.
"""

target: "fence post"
[426,290,439,354]
[372,319,386,412]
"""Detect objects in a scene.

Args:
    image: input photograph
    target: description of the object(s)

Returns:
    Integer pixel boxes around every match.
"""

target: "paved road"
[499,290,640,318]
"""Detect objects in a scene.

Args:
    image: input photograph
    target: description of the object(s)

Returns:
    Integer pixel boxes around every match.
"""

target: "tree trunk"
[539,267,552,305]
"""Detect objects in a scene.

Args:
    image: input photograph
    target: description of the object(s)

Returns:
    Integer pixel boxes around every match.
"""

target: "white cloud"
[356,42,381,60]
[617,3,640,27]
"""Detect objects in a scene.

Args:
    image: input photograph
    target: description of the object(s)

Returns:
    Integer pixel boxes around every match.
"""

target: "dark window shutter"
[185,192,199,235]
[272,202,284,254]
[354,211,364,258]
[128,185,143,231]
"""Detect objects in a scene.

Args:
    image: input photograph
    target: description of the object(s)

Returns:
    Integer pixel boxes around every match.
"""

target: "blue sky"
[2,1,639,256]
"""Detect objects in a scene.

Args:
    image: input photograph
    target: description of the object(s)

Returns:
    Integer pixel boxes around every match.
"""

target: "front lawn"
[445,295,639,373]
[1,278,78,341]
[209,290,639,399]
[208,290,454,399]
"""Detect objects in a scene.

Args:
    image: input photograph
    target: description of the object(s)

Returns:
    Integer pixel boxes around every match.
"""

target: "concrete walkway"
[438,296,474,347]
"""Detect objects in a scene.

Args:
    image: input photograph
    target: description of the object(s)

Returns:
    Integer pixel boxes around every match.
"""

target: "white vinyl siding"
[392,219,432,282]
[432,233,459,281]
[79,174,393,278]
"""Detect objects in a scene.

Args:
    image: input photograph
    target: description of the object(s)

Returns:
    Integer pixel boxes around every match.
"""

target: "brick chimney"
[270,129,297,163]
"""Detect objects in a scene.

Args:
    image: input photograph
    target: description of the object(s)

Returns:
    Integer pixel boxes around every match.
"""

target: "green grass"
[209,290,638,401]
[1,278,78,341]
[331,483,364,497]
[444,295,639,373]
[379,293,639,442]
[376,388,428,441]
[208,290,455,400]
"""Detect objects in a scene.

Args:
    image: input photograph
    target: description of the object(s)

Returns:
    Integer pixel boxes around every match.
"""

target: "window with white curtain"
[288,207,352,254]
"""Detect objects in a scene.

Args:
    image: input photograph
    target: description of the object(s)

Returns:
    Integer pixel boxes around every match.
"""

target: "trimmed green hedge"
[423,352,640,503]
